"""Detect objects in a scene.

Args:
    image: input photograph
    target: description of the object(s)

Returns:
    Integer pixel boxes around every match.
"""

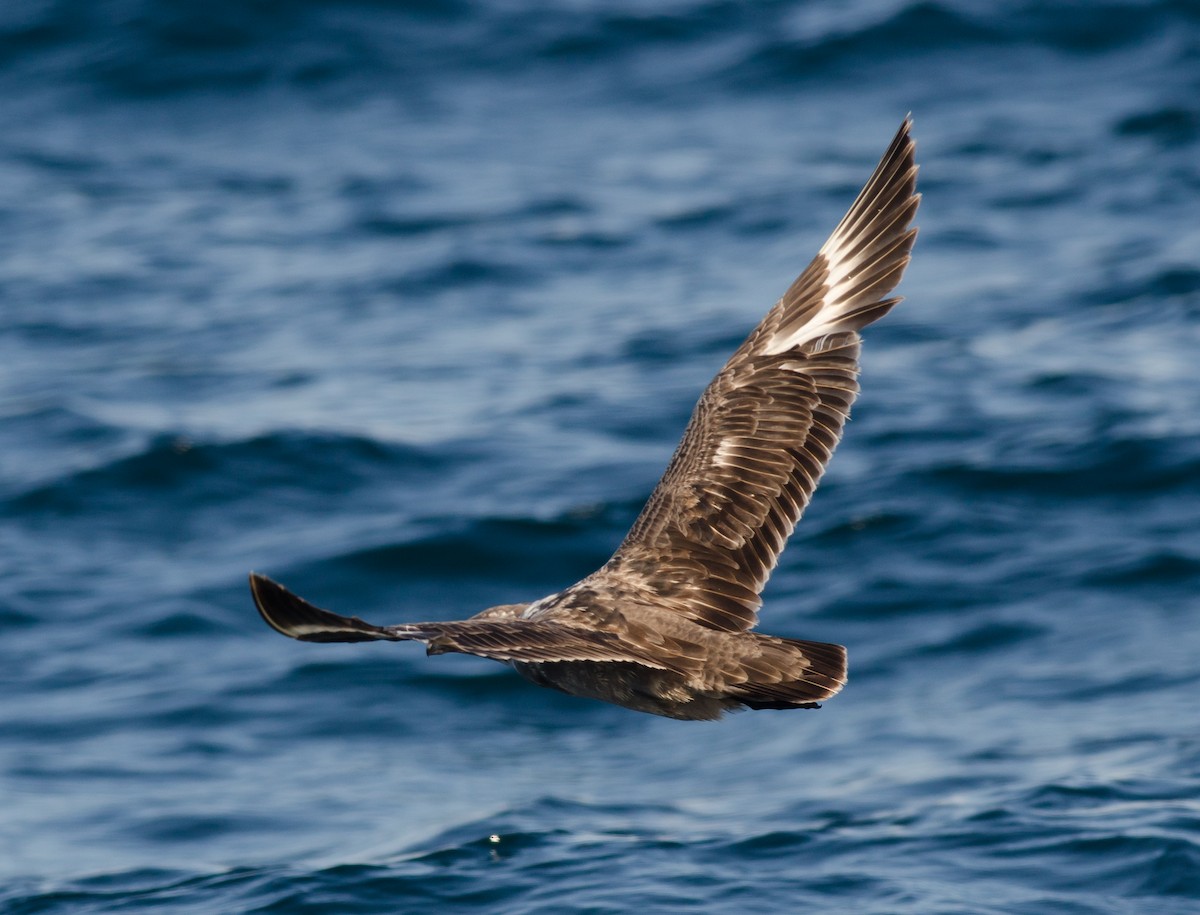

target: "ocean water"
[3,0,1200,911]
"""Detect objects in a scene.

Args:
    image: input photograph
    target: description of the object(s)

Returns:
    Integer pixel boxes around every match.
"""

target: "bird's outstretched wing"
[590,118,920,633]
[249,573,681,669]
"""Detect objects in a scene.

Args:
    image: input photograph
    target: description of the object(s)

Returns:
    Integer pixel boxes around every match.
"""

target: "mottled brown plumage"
[251,118,920,719]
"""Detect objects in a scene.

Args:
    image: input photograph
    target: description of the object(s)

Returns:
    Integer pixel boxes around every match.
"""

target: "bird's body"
[251,118,920,719]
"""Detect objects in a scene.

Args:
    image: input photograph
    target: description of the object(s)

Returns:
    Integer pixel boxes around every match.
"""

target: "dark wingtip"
[249,572,310,638]
[248,572,290,620]
[248,572,388,642]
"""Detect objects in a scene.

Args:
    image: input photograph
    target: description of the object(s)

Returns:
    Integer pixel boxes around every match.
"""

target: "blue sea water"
[3,0,1200,911]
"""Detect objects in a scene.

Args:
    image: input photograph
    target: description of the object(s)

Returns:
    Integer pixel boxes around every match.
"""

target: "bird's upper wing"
[587,118,919,633]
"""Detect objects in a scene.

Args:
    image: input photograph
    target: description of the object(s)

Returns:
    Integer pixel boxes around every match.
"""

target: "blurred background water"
[2,1,1199,912]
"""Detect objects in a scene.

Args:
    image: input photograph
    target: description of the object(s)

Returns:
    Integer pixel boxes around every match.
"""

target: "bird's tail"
[730,634,848,710]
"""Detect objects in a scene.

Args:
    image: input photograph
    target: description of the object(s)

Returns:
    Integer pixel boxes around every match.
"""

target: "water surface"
[2,1,1199,912]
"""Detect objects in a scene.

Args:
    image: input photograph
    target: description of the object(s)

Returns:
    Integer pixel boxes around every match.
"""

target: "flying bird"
[251,118,919,720]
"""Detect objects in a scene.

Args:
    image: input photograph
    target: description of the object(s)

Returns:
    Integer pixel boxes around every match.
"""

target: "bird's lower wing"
[249,573,679,669]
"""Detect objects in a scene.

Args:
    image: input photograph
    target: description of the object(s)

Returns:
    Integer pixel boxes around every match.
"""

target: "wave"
[1083,550,1200,589]
[5,685,1200,911]
[1115,106,1200,147]
[1089,264,1200,306]
[10,784,1196,912]
[913,621,1046,658]
[924,433,1200,499]
[262,506,630,603]
[5,430,444,518]
[4,0,1196,99]
[382,257,534,296]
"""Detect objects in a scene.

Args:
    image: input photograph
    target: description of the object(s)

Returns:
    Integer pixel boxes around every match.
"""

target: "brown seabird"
[250,118,920,720]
